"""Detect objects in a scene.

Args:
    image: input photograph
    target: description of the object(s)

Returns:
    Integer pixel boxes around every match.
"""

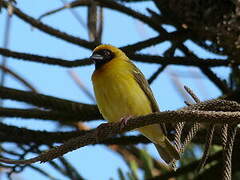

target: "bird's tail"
[154,138,180,164]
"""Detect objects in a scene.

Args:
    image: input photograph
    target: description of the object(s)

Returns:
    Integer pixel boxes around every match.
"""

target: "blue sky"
[0,1,229,179]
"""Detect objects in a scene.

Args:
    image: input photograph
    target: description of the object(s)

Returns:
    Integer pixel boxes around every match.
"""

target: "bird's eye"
[103,50,111,57]
[93,49,114,61]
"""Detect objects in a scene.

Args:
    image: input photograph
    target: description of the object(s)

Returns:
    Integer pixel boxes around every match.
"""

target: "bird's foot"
[120,115,133,130]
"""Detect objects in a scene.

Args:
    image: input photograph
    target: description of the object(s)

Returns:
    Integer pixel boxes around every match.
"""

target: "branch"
[197,124,215,172]
[0,45,232,69]
[148,65,167,84]
[0,86,101,119]
[0,107,99,122]
[28,165,59,180]
[0,109,240,164]
[121,31,186,52]
[129,53,232,67]
[151,151,222,180]
[222,125,238,180]
[0,121,149,145]
[1,91,239,146]
[200,67,230,94]
[1,1,97,49]
[39,0,164,32]
[0,122,87,144]
[0,65,37,92]
[0,48,91,67]
[179,44,230,94]
[0,119,238,147]
[1,86,238,124]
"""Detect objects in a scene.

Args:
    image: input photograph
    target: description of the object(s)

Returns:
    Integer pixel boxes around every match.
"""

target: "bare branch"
[0,65,37,92]
[129,53,232,67]
[200,67,230,94]
[0,109,240,164]
[197,124,215,172]
[68,70,95,103]
[0,86,100,118]
[184,86,200,103]
[39,0,164,32]
[222,125,238,180]
[0,107,98,122]
[0,48,91,67]
[148,65,167,84]
[121,31,186,52]
[0,47,234,68]
[1,1,97,49]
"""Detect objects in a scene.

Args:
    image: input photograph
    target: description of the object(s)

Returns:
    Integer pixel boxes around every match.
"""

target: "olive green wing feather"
[131,64,160,112]
[129,61,167,135]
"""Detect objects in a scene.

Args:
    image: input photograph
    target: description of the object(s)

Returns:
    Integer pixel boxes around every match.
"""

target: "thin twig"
[182,123,201,150]
[148,65,167,84]
[151,151,223,180]
[68,70,95,103]
[1,2,12,91]
[222,125,238,180]
[60,0,86,29]
[121,31,185,52]
[221,124,228,148]
[1,1,97,49]
[0,65,37,92]
[200,67,230,94]
[58,157,84,180]
[180,44,230,94]
[196,124,215,172]
[174,122,185,151]
[28,165,58,180]
[184,86,200,103]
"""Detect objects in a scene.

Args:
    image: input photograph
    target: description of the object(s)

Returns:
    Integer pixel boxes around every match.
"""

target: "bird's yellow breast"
[92,58,152,123]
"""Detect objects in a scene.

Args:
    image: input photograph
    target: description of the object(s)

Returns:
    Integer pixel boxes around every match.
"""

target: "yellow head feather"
[93,44,128,61]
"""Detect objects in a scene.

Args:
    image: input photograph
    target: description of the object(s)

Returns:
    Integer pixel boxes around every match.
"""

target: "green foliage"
[113,148,157,180]
[139,149,154,179]
[117,168,126,180]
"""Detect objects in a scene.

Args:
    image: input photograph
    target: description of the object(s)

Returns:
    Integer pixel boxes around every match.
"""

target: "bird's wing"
[131,64,159,112]
[129,61,167,135]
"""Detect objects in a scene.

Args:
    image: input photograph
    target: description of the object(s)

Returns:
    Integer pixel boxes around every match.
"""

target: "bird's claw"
[120,115,133,130]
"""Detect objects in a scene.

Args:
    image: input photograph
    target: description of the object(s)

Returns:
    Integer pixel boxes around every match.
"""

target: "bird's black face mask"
[90,49,115,69]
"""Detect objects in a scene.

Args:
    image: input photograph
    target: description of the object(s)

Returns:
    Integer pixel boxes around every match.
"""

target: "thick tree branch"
[0,121,149,145]
[0,122,87,144]
[0,107,99,122]
[0,48,91,67]
[0,86,101,119]
[0,109,240,164]
[1,47,232,68]
[0,46,234,70]
[129,53,232,67]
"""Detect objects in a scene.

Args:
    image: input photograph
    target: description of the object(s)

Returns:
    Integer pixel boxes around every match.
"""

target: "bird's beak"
[90,53,104,63]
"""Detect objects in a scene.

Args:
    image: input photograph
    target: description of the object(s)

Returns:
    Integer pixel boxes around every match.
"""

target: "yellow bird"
[90,44,180,164]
